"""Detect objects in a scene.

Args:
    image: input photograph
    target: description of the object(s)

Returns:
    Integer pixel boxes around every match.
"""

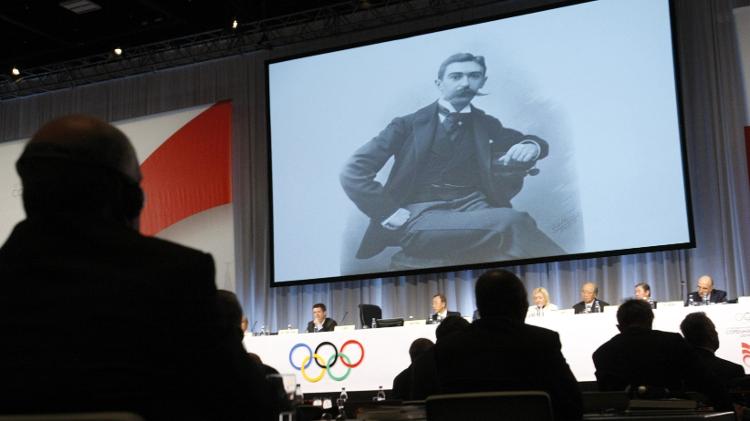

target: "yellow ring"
[300,354,327,382]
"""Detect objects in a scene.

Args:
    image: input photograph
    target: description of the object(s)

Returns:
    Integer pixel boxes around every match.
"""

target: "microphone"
[340,311,349,325]
[251,320,258,333]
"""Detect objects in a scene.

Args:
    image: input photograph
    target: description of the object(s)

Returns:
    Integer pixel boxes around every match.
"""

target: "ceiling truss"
[0,0,495,100]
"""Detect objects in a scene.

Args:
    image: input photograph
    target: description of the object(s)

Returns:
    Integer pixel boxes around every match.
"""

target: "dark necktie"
[438,106,465,134]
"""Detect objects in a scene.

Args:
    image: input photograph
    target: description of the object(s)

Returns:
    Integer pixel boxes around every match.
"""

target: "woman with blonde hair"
[528,287,558,316]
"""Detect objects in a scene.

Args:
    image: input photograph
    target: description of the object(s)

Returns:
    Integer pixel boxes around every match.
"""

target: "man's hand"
[497,142,540,165]
[381,208,411,231]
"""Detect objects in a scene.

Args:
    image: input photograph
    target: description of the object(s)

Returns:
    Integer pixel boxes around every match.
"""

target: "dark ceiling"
[0,0,349,74]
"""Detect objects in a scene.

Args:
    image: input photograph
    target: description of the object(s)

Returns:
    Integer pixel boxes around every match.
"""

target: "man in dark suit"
[634,282,657,309]
[573,282,609,314]
[340,53,564,267]
[306,303,338,332]
[431,270,583,420]
[391,338,434,400]
[680,312,745,386]
[687,275,728,305]
[409,315,470,401]
[0,115,270,420]
[593,299,731,410]
[430,293,461,322]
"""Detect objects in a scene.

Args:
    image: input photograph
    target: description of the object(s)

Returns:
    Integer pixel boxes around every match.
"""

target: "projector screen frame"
[265,0,695,287]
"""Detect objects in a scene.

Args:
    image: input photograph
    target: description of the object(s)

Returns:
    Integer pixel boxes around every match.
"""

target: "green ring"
[326,352,352,381]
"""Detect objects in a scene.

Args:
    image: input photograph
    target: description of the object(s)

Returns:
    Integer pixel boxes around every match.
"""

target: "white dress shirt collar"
[438,99,472,122]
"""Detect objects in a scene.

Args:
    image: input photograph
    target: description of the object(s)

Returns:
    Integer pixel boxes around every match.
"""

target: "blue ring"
[289,343,313,370]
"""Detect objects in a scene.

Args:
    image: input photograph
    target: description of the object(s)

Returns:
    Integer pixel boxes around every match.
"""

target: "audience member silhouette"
[593,299,731,410]
[431,270,583,420]
[408,316,470,400]
[0,115,270,420]
[216,289,250,342]
[215,289,288,417]
[680,312,745,387]
[391,338,434,400]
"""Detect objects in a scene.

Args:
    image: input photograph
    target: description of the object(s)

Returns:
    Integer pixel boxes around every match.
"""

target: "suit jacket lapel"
[471,107,492,175]
[411,102,439,170]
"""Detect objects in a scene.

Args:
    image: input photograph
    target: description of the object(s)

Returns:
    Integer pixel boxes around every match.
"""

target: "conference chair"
[358,304,383,328]
[582,391,629,414]
[0,413,144,421]
[425,391,553,421]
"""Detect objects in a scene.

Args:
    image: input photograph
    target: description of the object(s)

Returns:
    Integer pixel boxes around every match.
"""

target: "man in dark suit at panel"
[573,282,609,314]
[340,53,564,268]
[0,115,270,420]
[430,293,461,322]
[680,312,745,386]
[432,270,583,420]
[593,299,731,410]
[306,303,338,333]
[687,275,728,305]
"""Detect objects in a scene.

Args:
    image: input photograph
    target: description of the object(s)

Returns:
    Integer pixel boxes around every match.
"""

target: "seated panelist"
[686,275,727,305]
[527,287,558,316]
[573,282,609,314]
[634,282,656,308]
[306,303,337,333]
[431,293,461,322]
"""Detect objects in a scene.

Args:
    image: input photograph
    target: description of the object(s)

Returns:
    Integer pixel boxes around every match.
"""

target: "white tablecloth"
[243,303,750,394]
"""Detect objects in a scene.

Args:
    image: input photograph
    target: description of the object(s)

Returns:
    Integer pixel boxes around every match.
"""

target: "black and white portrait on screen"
[339,52,579,273]
[268,0,690,283]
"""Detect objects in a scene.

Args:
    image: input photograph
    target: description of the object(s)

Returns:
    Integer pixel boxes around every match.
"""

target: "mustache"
[451,89,488,98]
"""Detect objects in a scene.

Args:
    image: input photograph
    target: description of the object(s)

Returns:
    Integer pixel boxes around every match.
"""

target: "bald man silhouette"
[0,115,271,420]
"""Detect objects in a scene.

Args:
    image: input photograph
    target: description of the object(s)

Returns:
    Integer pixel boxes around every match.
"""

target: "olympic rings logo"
[288,340,365,382]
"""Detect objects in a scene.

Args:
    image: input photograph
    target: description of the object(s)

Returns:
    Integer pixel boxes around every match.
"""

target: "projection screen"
[267,0,692,285]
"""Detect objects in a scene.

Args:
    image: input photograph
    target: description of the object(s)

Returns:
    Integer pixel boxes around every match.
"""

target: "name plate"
[404,319,426,326]
[278,328,299,335]
[657,301,684,309]
[334,325,355,331]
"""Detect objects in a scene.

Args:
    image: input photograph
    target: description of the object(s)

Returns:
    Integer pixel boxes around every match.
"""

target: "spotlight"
[113,47,122,56]
[232,19,238,29]
[11,67,20,76]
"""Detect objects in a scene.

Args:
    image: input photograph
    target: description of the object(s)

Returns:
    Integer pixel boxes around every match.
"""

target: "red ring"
[339,340,365,368]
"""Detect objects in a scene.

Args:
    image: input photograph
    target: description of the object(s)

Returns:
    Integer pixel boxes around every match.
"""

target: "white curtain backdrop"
[0,0,748,331]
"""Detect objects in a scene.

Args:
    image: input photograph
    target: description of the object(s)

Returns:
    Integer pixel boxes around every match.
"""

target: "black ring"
[314,341,338,368]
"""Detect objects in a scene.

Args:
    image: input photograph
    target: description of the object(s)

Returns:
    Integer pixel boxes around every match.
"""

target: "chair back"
[426,391,552,421]
[582,391,629,414]
[0,413,144,421]
[358,304,383,327]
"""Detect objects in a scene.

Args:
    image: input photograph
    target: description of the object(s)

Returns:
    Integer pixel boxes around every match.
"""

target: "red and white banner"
[0,102,235,289]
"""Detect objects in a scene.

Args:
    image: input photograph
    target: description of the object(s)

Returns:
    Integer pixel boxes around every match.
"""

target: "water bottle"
[703,294,710,306]
[593,300,601,313]
[376,385,386,401]
[371,317,377,329]
[259,324,266,336]
[294,383,304,405]
[688,295,695,306]
[287,323,292,330]
[336,388,348,420]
